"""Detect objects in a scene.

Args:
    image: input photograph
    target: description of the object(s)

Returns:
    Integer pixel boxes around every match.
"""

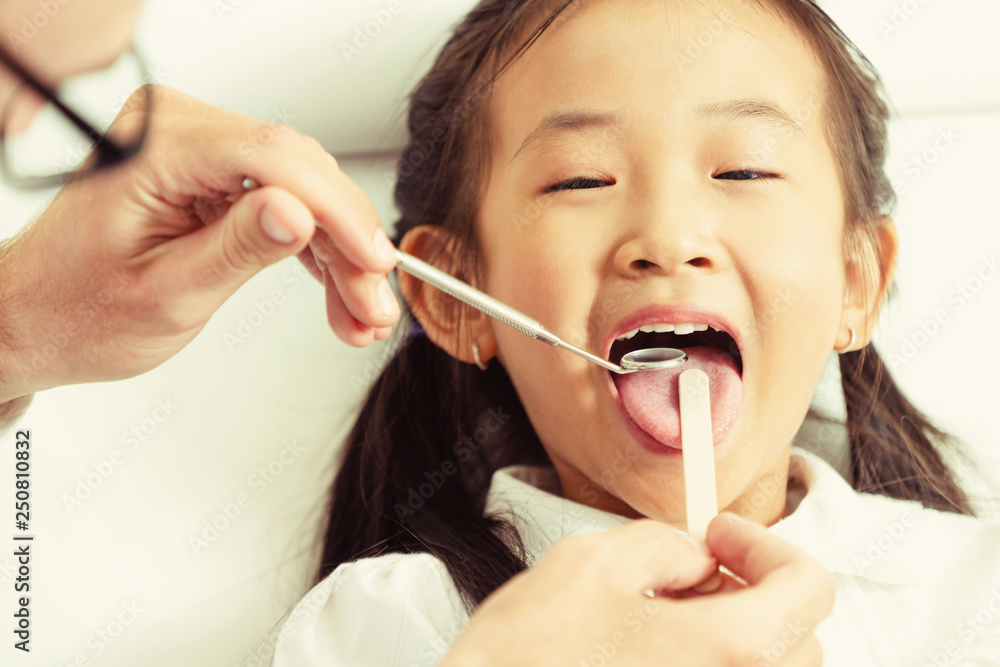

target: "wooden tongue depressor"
[679,368,723,593]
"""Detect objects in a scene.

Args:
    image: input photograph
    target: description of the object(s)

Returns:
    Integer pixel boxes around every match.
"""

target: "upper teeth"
[615,322,719,341]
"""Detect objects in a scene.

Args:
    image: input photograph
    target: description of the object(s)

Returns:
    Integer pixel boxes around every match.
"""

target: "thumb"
[707,512,823,587]
[567,520,717,594]
[180,186,314,297]
[706,512,836,634]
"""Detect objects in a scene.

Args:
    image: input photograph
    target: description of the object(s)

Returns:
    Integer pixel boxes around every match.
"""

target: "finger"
[319,237,400,329]
[252,153,397,276]
[137,86,397,275]
[323,268,375,347]
[296,246,323,283]
[553,520,717,594]
[708,512,835,592]
[707,513,836,633]
[252,152,396,275]
[658,568,744,599]
[171,186,314,304]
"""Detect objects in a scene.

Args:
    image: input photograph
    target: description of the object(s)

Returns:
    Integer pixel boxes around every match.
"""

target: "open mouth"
[609,327,744,376]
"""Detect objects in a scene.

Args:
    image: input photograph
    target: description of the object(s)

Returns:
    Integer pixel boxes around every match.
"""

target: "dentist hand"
[443,513,835,666]
[0,84,400,406]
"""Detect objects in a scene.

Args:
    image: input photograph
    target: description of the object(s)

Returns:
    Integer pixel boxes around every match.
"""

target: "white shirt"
[269,447,1000,666]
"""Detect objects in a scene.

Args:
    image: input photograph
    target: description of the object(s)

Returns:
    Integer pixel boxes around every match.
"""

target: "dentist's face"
[0,0,144,132]
[477,0,847,527]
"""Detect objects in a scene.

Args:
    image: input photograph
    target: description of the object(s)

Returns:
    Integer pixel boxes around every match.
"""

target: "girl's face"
[475,0,857,525]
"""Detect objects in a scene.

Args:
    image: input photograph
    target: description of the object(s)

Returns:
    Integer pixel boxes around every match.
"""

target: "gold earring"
[835,327,856,354]
[471,341,489,370]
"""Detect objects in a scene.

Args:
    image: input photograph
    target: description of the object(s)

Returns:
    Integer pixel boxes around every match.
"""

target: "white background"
[0,1,998,665]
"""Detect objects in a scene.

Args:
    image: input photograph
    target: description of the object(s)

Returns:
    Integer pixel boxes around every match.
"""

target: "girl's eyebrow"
[695,98,805,138]
[510,98,805,164]
[510,109,621,163]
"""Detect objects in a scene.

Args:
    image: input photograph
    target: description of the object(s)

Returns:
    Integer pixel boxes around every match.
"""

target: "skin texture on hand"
[0,84,399,403]
[442,514,835,667]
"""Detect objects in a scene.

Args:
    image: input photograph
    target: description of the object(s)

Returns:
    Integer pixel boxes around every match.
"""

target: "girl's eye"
[544,177,612,193]
[714,170,779,181]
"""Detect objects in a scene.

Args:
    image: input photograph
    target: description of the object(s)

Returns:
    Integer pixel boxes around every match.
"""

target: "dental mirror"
[618,347,688,372]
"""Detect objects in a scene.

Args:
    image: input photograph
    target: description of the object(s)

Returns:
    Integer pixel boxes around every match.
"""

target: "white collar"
[484,447,954,586]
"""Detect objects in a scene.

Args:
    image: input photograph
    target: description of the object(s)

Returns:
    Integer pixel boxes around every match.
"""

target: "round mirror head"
[619,347,687,372]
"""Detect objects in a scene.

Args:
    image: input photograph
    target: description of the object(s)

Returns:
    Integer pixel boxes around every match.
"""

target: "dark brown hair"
[314,0,973,613]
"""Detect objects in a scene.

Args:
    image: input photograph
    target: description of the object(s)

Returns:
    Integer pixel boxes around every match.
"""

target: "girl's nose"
[611,211,721,279]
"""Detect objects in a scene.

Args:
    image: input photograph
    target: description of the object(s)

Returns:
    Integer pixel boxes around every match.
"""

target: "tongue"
[613,346,742,450]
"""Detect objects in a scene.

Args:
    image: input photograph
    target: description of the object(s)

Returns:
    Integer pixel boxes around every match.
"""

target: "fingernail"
[377,279,400,318]
[373,228,396,266]
[692,569,724,594]
[261,206,296,244]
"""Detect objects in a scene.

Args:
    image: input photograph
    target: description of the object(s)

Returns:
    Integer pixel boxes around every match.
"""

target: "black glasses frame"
[0,40,152,189]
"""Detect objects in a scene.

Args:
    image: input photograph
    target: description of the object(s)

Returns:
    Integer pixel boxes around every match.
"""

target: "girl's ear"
[838,216,898,352]
[397,225,498,366]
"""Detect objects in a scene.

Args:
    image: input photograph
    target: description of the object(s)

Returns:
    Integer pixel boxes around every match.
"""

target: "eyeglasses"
[0,41,153,189]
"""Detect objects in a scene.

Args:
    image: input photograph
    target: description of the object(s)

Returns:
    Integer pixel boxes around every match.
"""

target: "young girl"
[270,0,1000,664]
